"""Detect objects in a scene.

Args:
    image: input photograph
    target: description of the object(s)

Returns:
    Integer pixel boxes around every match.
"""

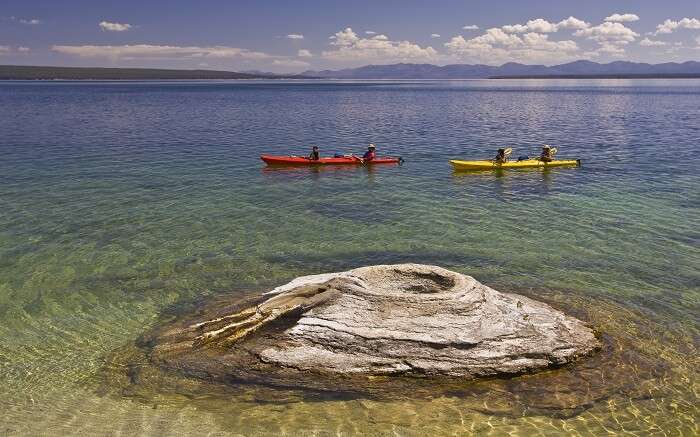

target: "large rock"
[146,264,600,385]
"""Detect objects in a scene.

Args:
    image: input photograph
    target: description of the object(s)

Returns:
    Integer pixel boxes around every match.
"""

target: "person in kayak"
[363,143,376,161]
[308,145,320,161]
[540,145,554,162]
[355,143,376,163]
[494,148,509,164]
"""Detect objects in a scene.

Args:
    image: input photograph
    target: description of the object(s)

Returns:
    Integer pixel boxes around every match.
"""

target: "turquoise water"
[0,79,698,435]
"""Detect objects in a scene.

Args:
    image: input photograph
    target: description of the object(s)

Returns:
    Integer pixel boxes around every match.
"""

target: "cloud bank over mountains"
[323,27,437,61]
[7,11,700,72]
[652,18,700,35]
[51,44,273,60]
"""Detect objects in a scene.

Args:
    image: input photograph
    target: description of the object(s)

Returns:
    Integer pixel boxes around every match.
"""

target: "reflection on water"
[261,162,386,178]
[0,79,697,435]
[451,167,578,200]
[262,163,403,194]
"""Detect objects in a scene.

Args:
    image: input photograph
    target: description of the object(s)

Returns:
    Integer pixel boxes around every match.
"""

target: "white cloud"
[596,42,626,56]
[445,36,482,52]
[431,33,441,38]
[476,28,524,46]
[51,43,310,71]
[558,16,590,30]
[639,37,667,47]
[574,22,638,57]
[582,51,600,58]
[272,59,310,68]
[323,27,437,62]
[365,31,376,35]
[99,21,132,32]
[0,45,31,54]
[502,24,528,34]
[502,16,589,34]
[462,25,479,30]
[445,29,579,64]
[51,44,273,60]
[515,18,558,33]
[522,32,578,51]
[286,34,304,40]
[330,28,360,46]
[19,18,41,25]
[575,22,638,42]
[604,13,640,23]
[653,18,700,35]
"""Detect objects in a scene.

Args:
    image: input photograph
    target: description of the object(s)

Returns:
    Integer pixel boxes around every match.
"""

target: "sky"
[1,0,700,72]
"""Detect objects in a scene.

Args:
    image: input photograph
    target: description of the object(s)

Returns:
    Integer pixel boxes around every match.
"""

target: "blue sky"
[2,0,700,72]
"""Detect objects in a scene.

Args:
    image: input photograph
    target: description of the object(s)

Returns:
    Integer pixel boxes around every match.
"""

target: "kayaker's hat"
[368,143,376,149]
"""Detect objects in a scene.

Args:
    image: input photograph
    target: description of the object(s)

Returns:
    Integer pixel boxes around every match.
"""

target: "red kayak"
[261,155,402,166]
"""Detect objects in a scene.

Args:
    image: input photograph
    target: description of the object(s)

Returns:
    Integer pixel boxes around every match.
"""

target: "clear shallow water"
[0,79,698,435]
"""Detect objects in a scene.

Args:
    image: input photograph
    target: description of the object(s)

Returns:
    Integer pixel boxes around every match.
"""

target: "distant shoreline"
[490,74,700,79]
[0,65,310,80]
[3,65,700,81]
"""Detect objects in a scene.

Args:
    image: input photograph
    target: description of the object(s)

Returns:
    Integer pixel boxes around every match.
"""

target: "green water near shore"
[2,172,697,435]
[1,80,698,435]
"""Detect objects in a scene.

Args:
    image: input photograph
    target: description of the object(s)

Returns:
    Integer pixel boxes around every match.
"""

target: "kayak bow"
[450,158,581,171]
[261,155,402,166]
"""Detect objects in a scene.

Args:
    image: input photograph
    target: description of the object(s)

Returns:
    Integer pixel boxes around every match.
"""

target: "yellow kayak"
[450,158,581,171]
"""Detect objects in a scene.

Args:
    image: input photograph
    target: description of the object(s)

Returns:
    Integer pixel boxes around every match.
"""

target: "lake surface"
[0,79,698,435]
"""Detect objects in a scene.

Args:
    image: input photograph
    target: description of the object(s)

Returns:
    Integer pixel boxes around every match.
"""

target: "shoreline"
[4,65,700,81]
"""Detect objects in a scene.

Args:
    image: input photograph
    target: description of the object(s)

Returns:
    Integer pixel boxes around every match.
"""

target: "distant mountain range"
[4,61,700,80]
[302,60,700,79]
[0,65,308,80]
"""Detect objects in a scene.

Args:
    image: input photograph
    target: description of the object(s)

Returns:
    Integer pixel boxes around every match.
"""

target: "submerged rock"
[145,264,600,386]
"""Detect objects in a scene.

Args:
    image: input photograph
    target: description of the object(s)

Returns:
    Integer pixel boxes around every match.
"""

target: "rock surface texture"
[148,264,600,383]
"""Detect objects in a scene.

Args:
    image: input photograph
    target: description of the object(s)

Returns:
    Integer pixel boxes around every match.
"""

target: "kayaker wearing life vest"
[494,148,509,164]
[308,145,320,161]
[362,143,376,161]
[540,145,554,162]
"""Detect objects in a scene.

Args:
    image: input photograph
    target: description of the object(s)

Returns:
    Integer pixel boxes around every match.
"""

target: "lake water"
[0,79,698,435]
